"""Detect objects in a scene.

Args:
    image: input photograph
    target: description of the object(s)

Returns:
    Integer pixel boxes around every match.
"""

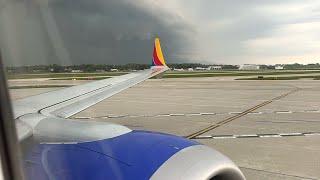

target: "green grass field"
[163,70,320,78]
[50,77,111,81]
[7,72,127,79]
[8,85,73,89]
[236,75,320,80]
[7,70,320,80]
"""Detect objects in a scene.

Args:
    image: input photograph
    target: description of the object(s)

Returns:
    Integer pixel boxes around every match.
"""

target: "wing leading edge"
[13,38,169,141]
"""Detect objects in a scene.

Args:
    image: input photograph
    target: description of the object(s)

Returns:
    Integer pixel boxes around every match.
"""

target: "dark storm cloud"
[49,0,195,65]
[1,0,320,66]
[0,0,195,66]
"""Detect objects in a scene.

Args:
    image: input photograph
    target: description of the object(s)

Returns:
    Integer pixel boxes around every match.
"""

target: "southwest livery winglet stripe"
[152,38,166,66]
[155,38,166,65]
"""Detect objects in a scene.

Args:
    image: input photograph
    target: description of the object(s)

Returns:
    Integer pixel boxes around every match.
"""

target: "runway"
[9,77,320,179]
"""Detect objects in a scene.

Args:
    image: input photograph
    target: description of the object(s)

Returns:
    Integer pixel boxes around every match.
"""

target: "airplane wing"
[13,67,168,119]
[13,38,169,141]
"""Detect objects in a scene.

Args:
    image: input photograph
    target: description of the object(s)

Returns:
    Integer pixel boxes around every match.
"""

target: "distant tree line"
[283,63,320,70]
[6,64,150,73]
[168,63,239,70]
[6,63,237,73]
[259,65,276,70]
[5,63,320,73]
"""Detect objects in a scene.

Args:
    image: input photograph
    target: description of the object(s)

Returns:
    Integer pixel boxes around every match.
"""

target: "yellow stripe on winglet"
[155,38,166,65]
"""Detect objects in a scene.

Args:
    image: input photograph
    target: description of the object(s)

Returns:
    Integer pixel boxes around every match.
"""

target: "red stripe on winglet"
[153,46,163,66]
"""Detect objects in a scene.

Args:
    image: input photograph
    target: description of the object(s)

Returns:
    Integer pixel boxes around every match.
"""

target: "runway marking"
[73,108,319,119]
[247,112,263,115]
[259,134,282,138]
[196,135,213,139]
[74,117,91,119]
[186,113,201,116]
[194,132,320,139]
[239,166,318,180]
[277,110,292,113]
[200,112,216,115]
[228,112,242,115]
[278,132,303,136]
[73,107,320,120]
[304,110,320,113]
[107,115,127,118]
[169,113,185,116]
[156,114,171,117]
[186,88,300,139]
[213,136,236,139]
[236,134,259,138]
[304,132,320,136]
[256,119,320,124]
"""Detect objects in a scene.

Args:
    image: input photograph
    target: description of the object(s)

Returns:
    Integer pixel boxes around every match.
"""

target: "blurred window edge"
[0,52,24,180]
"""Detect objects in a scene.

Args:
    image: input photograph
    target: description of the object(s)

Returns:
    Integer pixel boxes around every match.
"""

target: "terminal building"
[275,66,284,70]
[239,64,260,70]
[208,66,222,70]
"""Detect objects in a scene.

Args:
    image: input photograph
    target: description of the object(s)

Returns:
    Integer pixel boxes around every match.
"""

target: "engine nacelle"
[151,145,245,180]
[19,115,245,180]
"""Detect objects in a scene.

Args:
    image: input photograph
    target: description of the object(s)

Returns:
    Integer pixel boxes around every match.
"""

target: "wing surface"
[13,66,168,119]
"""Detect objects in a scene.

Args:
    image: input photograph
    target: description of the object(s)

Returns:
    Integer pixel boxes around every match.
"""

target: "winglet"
[152,38,167,66]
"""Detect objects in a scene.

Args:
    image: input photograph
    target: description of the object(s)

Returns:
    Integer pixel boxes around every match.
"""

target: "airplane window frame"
[0,51,24,180]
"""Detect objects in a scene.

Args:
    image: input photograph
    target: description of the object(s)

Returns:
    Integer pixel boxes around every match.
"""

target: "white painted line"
[275,111,292,114]
[215,113,226,115]
[128,115,144,118]
[187,113,201,116]
[156,114,171,117]
[212,136,236,139]
[248,112,263,115]
[169,113,185,116]
[304,133,320,136]
[229,112,241,114]
[196,132,320,140]
[74,117,91,119]
[107,115,126,118]
[236,134,259,138]
[76,109,320,120]
[279,133,303,136]
[200,112,216,115]
[196,135,213,139]
[259,134,281,138]
[99,117,109,119]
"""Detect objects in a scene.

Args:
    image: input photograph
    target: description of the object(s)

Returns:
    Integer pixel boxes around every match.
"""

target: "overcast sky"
[1,0,320,65]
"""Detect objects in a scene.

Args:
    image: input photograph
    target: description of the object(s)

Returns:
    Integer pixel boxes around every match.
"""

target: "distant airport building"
[173,68,185,71]
[209,66,222,70]
[195,67,206,71]
[71,69,83,73]
[110,69,119,72]
[275,66,284,70]
[187,68,194,71]
[239,64,260,70]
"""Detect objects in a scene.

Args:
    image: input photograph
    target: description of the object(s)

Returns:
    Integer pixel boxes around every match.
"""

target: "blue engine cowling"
[23,130,245,180]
